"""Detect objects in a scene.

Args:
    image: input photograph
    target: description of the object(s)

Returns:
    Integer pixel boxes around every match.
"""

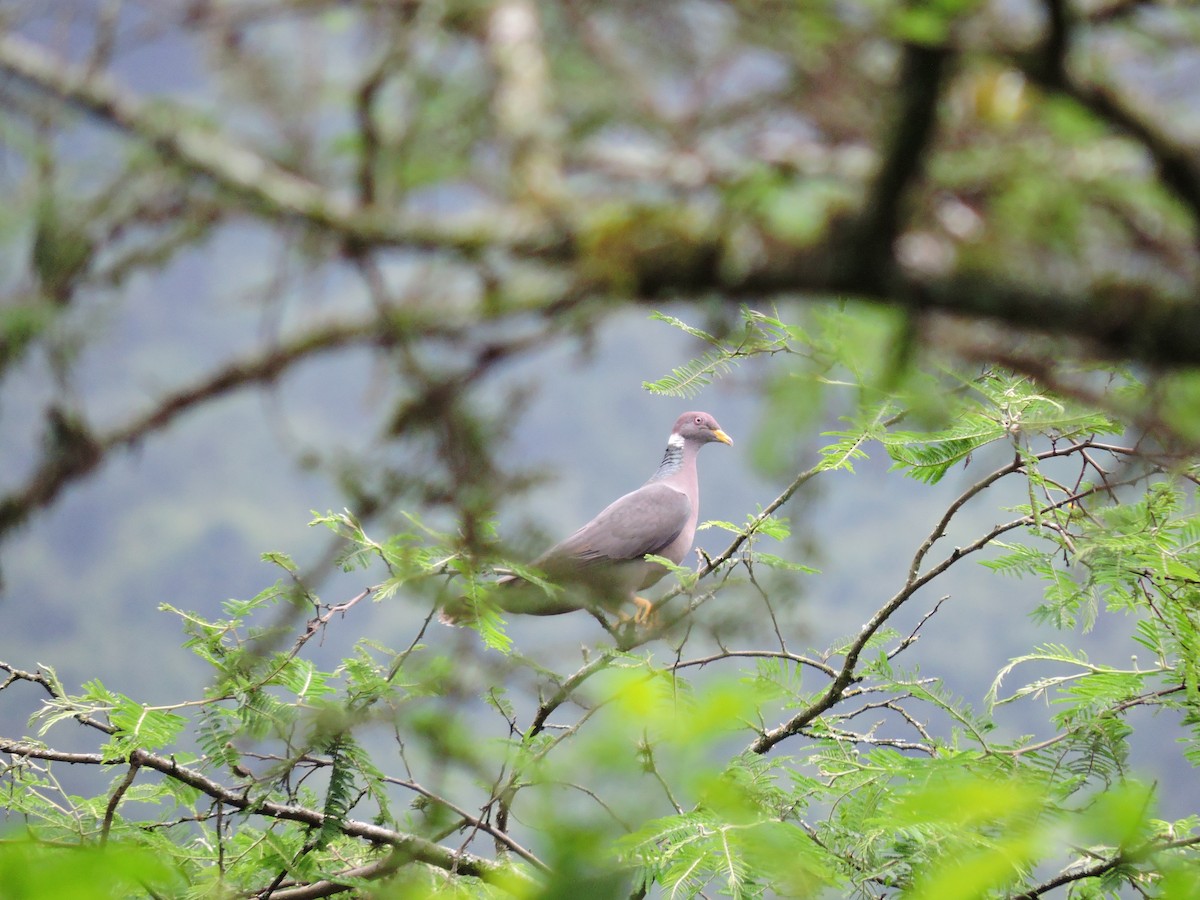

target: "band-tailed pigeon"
[443,411,732,623]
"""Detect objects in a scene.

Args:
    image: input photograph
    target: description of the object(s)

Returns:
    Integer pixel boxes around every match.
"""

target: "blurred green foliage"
[5,306,1200,897]
[2,0,1200,895]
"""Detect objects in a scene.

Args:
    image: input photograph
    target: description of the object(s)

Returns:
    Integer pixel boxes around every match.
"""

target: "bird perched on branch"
[442,411,733,624]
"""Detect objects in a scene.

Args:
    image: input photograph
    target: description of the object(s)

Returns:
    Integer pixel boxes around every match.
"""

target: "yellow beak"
[713,428,734,446]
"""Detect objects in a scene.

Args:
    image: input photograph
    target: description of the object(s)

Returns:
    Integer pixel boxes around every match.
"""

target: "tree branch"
[0,738,529,890]
[384,775,549,871]
[0,312,546,544]
[0,660,530,889]
[671,650,837,680]
[1013,833,1200,899]
[843,40,952,288]
[0,318,390,539]
[253,852,402,900]
[1018,0,1200,241]
[6,31,1200,372]
[0,32,558,255]
[100,759,140,846]
[486,0,564,207]
[747,448,1145,754]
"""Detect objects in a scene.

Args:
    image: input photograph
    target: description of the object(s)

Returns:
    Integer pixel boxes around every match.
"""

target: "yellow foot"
[632,595,655,625]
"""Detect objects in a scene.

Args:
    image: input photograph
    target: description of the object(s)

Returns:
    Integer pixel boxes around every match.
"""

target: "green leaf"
[751,551,820,574]
[888,771,1044,829]
[642,350,739,398]
[260,550,298,573]
[647,311,719,345]
[906,829,1043,900]
[1075,780,1155,849]
[881,415,1006,484]
[317,735,356,849]
[759,178,858,244]
[0,837,175,900]
[643,306,794,398]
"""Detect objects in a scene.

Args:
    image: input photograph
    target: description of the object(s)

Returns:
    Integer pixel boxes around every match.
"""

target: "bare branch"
[525,651,617,743]
[671,649,837,680]
[886,595,950,661]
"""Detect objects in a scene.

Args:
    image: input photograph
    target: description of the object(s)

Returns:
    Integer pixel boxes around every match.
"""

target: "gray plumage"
[442,411,732,623]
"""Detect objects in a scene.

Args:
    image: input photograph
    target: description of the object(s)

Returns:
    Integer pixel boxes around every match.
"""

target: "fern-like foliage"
[197,705,242,772]
[881,414,1006,483]
[317,735,356,850]
[880,371,1121,483]
[645,350,742,399]
[643,308,793,398]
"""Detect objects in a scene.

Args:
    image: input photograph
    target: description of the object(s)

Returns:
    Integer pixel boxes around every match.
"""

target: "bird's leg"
[632,595,654,625]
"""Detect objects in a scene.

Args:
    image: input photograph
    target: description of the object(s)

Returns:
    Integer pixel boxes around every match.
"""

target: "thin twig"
[100,759,141,846]
[748,464,1147,754]
[1012,833,1200,899]
[383,776,548,871]
[671,650,836,680]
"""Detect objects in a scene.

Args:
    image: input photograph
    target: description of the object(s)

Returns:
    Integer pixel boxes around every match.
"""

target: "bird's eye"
[694,416,703,425]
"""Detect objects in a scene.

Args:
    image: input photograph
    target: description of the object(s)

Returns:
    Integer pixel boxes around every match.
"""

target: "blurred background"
[1,0,1198,827]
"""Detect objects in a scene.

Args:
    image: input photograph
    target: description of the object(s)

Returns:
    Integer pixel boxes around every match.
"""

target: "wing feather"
[537,482,690,568]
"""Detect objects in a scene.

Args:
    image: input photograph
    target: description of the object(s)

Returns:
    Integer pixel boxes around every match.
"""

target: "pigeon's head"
[673,411,733,447]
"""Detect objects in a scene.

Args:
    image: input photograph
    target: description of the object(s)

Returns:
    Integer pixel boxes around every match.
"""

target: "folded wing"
[538,482,691,570]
